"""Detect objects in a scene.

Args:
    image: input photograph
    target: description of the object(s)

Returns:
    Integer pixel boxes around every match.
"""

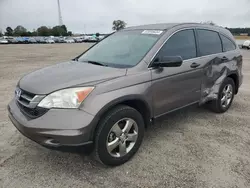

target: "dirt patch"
[0,44,250,188]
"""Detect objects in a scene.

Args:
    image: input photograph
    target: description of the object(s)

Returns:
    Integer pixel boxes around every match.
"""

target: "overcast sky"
[0,0,249,33]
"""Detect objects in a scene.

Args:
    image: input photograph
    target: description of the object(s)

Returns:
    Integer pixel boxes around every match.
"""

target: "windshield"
[78,30,162,68]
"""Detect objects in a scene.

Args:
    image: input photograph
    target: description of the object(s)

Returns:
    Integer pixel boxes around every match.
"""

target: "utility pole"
[57,0,63,26]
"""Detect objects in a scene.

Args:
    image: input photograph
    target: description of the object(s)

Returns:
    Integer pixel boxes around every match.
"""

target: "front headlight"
[38,87,94,109]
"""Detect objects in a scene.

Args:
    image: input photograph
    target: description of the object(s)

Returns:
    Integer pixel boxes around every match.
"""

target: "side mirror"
[153,56,183,67]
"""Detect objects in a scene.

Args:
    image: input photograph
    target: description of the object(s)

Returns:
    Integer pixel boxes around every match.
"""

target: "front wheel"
[94,105,144,166]
[209,77,235,113]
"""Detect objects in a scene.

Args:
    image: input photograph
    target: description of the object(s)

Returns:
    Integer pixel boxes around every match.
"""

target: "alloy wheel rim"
[221,84,233,108]
[106,118,138,158]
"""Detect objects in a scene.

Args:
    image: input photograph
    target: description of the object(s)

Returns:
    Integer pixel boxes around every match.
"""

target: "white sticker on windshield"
[142,30,163,35]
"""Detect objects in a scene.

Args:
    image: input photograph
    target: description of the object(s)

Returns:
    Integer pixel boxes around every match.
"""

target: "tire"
[209,77,235,113]
[94,105,144,166]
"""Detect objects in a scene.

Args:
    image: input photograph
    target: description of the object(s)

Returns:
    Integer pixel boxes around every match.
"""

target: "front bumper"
[8,99,95,149]
[242,44,250,48]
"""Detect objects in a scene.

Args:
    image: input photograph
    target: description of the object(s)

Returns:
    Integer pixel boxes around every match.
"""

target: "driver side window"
[157,29,197,61]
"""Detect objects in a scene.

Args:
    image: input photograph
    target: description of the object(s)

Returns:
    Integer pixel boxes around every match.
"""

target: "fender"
[89,94,152,140]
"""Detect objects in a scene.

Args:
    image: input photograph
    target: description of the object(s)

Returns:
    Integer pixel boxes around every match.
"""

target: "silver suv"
[8,23,243,166]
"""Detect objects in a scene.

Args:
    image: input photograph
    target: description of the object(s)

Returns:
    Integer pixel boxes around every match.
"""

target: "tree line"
[0,20,127,37]
[226,28,250,36]
[0,25,72,37]
[2,20,247,37]
[196,22,250,36]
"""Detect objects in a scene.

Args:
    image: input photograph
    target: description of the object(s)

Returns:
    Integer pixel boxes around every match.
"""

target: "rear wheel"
[94,105,144,166]
[209,77,235,113]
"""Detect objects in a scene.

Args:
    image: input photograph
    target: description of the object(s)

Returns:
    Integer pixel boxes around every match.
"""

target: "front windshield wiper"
[84,60,108,67]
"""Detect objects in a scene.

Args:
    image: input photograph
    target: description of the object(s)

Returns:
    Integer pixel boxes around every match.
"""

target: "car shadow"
[10,103,228,188]
[146,104,210,133]
[31,104,212,167]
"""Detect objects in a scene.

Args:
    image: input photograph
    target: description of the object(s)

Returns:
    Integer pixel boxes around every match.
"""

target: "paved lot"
[0,44,250,188]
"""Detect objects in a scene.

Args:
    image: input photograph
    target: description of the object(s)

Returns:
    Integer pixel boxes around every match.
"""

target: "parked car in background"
[89,36,99,42]
[52,37,64,43]
[73,37,83,43]
[45,38,55,44]
[65,37,75,43]
[0,37,9,44]
[82,35,92,42]
[8,23,243,166]
[34,37,42,44]
[52,37,59,43]
[22,37,30,44]
[37,37,47,44]
[6,37,18,44]
[98,35,105,41]
[242,40,250,49]
[28,38,37,44]
[57,37,66,43]
[82,35,98,42]
[16,37,25,44]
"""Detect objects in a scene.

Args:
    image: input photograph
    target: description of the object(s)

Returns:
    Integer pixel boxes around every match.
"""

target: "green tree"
[61,25,67,33]
[96,32,100,37]
[5,27,13,36]
[67,31,72,36]
[52,26,65,36]
[6,24,72,37]
[0,31,3,37]
[25,31,33,36]
[37,26,51,36]
[226,27,250,36]
[31,29,38,36]
[112,20,126,31]
[13,25,27,36]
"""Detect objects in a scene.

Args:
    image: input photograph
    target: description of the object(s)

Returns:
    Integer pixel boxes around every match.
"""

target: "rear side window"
[197,29,222,56]
[220,34,236,52]
[157,29,196,60]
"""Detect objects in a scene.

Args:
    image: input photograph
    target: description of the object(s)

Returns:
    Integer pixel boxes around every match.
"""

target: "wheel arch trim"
[89,95,152,140]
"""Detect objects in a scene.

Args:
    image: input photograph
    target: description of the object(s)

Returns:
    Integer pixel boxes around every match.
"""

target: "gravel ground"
[0,44,250,188]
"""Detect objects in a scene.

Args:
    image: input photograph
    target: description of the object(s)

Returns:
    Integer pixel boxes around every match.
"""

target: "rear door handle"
[190,62,200,68]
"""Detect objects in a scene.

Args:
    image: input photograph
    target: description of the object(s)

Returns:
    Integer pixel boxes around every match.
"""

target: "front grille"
[17,101,49,119]
[16,89,35,106]
[15,88,48,119]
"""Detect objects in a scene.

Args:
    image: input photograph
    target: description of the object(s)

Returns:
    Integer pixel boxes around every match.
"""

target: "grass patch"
[234,35,250,40]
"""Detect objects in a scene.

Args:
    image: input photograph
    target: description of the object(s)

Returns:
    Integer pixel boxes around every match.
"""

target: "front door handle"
[190,62,200,68]
[221,56,228,61]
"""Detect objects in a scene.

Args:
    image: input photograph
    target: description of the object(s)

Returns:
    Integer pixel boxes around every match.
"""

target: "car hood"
[19,61,127,94]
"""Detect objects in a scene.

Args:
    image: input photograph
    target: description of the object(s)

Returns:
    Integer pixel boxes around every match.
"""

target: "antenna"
[57,0,63,26]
